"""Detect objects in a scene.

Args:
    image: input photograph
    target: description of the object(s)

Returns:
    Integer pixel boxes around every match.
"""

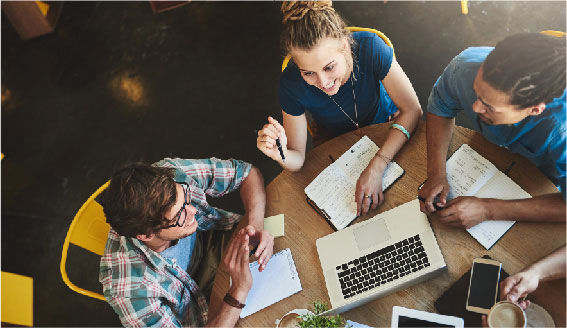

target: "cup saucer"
[525,303,555,328]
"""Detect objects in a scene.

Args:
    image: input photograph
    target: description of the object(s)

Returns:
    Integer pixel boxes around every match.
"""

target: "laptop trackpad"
[354,219,390,251]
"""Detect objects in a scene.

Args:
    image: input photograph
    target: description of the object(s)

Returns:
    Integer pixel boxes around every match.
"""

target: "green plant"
[298,301,351,328]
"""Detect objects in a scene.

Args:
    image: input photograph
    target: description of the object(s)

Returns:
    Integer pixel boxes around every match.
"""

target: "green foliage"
[297,301,351,328]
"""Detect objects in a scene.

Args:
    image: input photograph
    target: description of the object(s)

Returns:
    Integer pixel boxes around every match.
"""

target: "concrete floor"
[2,1,565,326]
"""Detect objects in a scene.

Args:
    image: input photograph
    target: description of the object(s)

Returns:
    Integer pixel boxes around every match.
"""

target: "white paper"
[466,171,531,249]
[305,136,404,230]
[446,145,532,249]
[240,248,302,318]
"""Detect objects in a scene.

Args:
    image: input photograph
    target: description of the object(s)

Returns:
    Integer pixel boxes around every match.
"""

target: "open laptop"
[316,199,446,314]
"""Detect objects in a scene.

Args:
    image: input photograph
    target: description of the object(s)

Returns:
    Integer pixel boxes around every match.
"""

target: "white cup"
[275,309,313,328]
[487,301,527,328]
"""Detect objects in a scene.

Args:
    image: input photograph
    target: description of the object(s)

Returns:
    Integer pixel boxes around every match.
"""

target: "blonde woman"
[257,1,422,215]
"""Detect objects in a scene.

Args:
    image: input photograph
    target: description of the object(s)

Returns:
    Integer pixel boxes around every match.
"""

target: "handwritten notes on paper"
[240,248,302,318]
[445,144,531,249]
[305,136,405,230]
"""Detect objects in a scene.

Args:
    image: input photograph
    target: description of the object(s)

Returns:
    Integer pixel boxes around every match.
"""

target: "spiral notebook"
[240,248,302,318]
[445,144,531,249]
[305,136,404,230]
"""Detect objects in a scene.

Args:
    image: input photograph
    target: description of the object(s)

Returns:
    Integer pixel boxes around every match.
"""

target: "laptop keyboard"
[335,234,430,299]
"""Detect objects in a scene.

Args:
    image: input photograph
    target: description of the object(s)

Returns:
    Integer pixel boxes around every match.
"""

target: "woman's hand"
[355,156,388,215]
[257,116,287,162]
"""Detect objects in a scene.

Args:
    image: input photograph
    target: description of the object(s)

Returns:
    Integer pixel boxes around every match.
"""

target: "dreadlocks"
[482,33,566,108]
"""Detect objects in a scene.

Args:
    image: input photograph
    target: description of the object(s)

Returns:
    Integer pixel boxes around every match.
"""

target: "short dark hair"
[482,33,566,108]
[103,162,177,238]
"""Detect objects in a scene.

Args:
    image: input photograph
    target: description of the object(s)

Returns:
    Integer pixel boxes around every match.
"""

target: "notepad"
[445,144,531,249]
[240,248,302,318]
[305,136,405,230]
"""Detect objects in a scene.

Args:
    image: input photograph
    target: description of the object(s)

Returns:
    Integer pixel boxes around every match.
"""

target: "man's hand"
[435,196,490,229]
[499,270,540,310]
[418,175,450,214]
[244,225,274,272]
[355,157,386,216]
[223,229,253,302]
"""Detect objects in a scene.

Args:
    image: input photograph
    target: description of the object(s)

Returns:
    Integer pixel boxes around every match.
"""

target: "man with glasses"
[418,33,566,228]
[99,157,274,327]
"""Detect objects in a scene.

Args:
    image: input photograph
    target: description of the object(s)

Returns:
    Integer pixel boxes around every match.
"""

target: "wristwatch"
[224,293,245,309]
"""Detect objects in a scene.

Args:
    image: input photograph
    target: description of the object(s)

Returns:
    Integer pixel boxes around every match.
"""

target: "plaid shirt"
[99,158,252,327]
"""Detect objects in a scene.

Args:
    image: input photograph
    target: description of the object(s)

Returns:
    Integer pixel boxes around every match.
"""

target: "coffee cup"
[275,309,313,328]
[487,301,527,328]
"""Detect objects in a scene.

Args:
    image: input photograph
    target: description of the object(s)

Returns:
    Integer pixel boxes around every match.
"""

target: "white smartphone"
[466,258,502,314]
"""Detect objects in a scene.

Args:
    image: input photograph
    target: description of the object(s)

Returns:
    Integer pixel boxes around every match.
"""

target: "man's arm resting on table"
[418,113,455,212]
[437,193,566,228]
[485,193,566,222]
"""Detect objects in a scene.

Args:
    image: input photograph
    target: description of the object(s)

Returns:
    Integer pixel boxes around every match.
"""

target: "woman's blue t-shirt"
[278,31,397,137]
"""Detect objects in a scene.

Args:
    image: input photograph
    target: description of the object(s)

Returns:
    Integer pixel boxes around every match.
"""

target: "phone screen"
[468,262,501,309]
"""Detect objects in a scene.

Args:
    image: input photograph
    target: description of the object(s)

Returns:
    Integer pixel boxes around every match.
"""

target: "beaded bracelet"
[391,123,410,140]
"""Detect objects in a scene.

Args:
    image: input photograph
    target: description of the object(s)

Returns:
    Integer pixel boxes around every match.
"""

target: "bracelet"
[375,152,391,166]
[223,293,245,309]
[391,123,410,140]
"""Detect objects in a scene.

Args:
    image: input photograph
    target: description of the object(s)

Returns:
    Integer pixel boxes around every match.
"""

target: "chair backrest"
[60,181,110,301]
[1,271,33,326]
[280,27,394,139]
[540,30,566,38]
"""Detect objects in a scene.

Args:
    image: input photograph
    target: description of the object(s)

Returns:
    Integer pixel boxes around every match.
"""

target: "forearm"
[426,113,454,178]
[486,193,566,222]
[527,245,567,282]
[378,105,421,160]
[206,287,248,327]
[239,167,266,230]
[274,148,305,172]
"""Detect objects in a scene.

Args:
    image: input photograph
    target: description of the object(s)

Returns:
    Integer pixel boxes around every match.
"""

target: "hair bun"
[281,1,334,24]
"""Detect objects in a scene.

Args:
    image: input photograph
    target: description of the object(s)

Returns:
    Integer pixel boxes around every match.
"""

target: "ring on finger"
[363,195,371,199]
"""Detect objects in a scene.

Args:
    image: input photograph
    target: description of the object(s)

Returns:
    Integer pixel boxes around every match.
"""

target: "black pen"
[417,182,443,211]
[276,138,286,163]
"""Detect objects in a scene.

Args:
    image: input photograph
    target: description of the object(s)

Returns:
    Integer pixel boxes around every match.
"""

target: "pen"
[417,182,443,211]
[276,138,286,163]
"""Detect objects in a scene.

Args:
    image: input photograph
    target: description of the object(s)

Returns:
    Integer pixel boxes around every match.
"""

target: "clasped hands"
[223,225,274,297]
[418,175,491,229]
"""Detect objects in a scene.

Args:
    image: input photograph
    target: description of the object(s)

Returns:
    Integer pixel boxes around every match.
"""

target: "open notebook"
[445,144,531,249]
[305,136,404,230]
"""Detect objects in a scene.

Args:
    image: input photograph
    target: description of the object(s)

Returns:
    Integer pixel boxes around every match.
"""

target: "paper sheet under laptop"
[240,248,302,318]
[305,136,404,230]
[445,144,531,249]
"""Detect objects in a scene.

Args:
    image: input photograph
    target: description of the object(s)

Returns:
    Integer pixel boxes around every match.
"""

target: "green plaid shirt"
[99,158,251,327]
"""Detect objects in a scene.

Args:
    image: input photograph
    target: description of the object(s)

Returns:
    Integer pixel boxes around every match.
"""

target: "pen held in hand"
[276,138,286,163]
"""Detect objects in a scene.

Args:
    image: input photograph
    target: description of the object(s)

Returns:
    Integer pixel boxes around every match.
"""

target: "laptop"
[316,199,446,314]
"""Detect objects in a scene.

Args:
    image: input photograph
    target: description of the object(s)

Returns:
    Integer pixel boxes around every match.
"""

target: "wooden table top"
[211,121,565,327]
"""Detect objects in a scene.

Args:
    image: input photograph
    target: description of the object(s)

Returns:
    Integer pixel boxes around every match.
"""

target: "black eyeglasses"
[164,182,190,229]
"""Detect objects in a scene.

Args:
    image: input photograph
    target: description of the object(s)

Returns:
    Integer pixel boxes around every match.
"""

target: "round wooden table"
[211,121,565,327]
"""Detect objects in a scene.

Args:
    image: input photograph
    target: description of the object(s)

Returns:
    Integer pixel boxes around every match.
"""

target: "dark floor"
[2,1,565,326]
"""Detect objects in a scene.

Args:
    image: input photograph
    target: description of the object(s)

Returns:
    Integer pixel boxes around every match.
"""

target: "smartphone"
[466,258,502,314]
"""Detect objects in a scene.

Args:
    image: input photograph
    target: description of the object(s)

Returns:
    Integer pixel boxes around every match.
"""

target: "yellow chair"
[461,0,468,15]
[281,27,394,141]
[1,271,34,326]
[541,30,566,38]
[60,181,110,301]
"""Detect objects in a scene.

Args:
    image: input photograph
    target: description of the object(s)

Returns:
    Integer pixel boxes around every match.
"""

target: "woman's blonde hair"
[280,1,352,53]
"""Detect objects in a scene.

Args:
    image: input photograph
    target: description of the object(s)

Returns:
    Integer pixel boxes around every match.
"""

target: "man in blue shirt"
[418,33,566,229]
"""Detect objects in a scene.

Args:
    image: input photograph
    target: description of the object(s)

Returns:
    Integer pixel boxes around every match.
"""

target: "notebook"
[240,248,302,318]
[316,200,446,315]
[305,136,405,230]
[445,144,531,249]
